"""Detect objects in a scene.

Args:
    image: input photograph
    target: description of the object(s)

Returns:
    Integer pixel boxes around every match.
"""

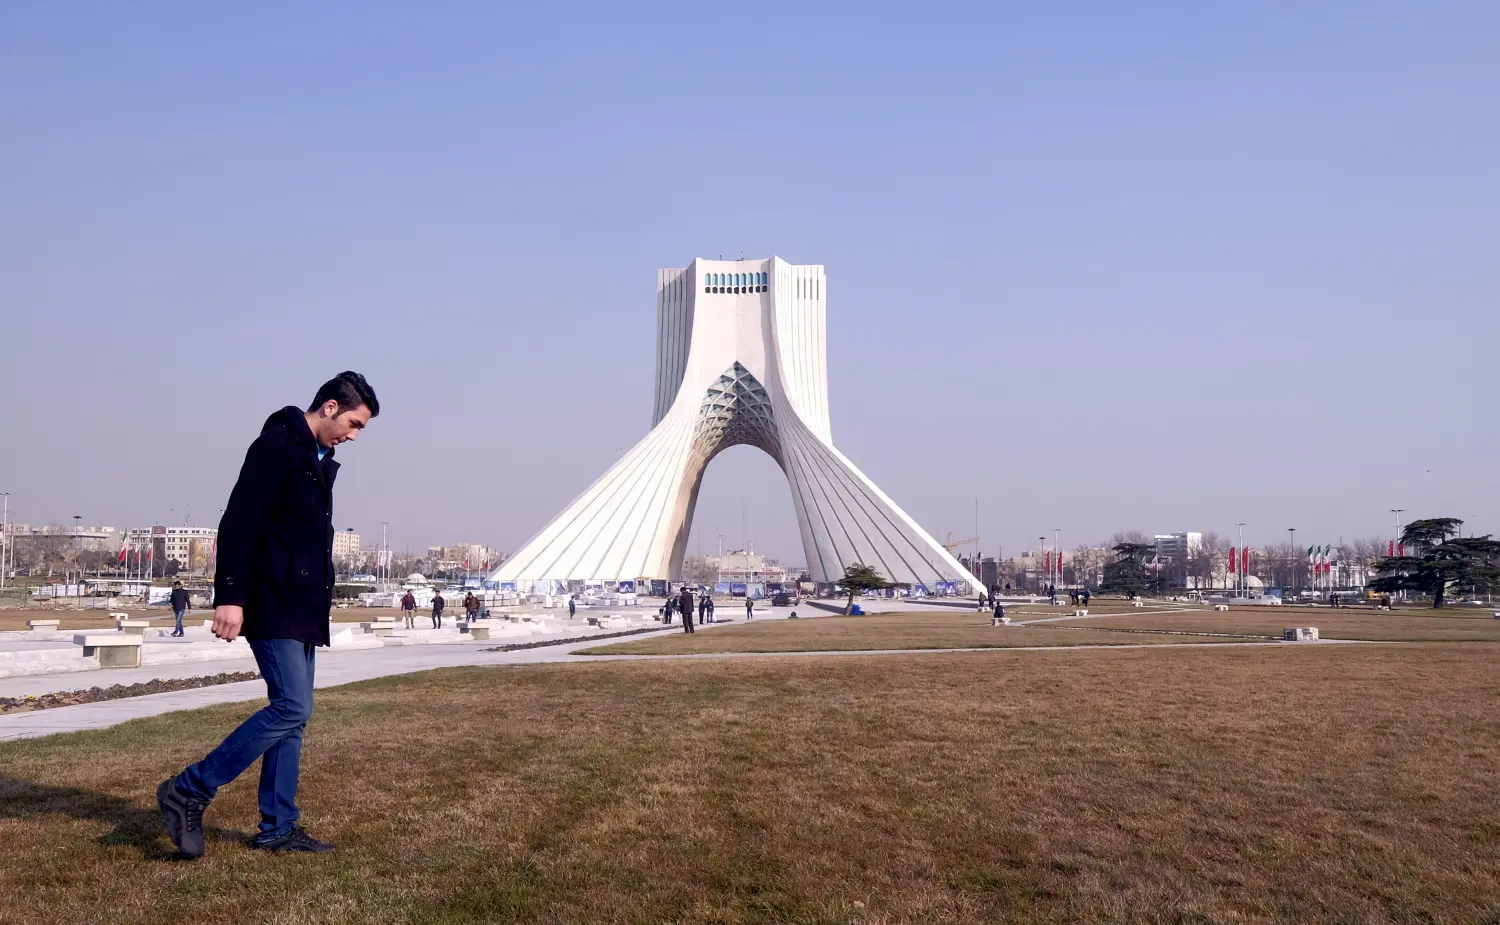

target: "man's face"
[316,401,373,447]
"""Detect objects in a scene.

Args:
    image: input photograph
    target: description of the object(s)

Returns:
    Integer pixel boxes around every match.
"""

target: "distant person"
[679,588,694,634]
[1082,589,1091,607]
[698,593,708,624]
[156,370,378,858]
[745,596,754,619]
[706,596,715,622]
[401,590,417,628]
[169,581,191,637]
[665,594,677,624]
[463,592,479,623]
[430,590,444,629]
[992,600,1007,625]
[568,594,576,619]
[678,585,695,624]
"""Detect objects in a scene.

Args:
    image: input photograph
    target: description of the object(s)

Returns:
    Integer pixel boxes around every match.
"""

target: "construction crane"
[942,532,979,552]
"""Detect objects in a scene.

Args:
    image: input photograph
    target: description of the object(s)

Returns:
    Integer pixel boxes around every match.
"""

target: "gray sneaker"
[157,778,207,858]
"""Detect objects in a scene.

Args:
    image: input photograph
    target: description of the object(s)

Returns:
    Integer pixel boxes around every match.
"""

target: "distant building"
[698,550,790,586]
[1153,532,1203,588]
[333,530,362,568]
[124,525,218,572]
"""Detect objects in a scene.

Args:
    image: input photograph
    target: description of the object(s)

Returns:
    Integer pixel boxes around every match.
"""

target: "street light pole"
[1288,527,1297,593]
[0,492,10,589]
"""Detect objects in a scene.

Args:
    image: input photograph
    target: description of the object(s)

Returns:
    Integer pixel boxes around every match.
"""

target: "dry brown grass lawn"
[5,645,1500,923]
[579,610,1224,655]
[1077,606,1500,642]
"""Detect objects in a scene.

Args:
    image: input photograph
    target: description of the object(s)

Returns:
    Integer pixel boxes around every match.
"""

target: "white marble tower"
[493,257,978,589]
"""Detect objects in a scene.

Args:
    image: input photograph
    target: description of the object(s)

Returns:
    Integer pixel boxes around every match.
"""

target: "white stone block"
[28,619,59,638]
[73,632,144,668]
[1214,604,1229,612]
[1282,626,1319,642]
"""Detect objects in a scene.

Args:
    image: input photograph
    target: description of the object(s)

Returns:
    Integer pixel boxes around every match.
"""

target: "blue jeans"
[173,608,186,635]
[175,638,316,842]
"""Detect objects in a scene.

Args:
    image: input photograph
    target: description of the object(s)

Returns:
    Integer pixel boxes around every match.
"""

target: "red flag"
[1241,548,1249,574]
[1228,547,1237,573]
[1398,542,1405,557]
[118,541,127,564]
[463,558,470,569]
[1388,540,1395,557]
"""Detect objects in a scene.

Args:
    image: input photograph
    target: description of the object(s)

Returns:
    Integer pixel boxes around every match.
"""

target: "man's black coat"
[213,406,338,646]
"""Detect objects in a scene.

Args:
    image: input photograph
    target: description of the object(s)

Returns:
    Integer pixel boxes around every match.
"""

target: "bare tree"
[1190,532,1226,589]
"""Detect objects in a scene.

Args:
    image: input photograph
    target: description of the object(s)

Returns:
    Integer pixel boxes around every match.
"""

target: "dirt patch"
[0,671,260,715]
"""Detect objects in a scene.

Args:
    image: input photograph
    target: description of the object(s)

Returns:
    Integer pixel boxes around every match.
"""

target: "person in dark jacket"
[678,586,694,634]
[430,590,445,629]
[169,581,191,637]
[157,372,378,858]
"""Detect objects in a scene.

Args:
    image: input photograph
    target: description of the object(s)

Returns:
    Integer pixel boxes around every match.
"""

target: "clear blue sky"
[2,2,1495,561]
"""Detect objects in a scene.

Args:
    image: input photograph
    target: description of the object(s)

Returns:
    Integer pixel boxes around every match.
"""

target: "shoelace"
[184,800,205,832]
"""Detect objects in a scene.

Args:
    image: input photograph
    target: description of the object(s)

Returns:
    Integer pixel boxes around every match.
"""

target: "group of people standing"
[659,586,758,634]
[399,589,481,629]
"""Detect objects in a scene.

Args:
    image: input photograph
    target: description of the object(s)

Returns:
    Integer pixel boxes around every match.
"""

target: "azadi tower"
[493,257,979,589]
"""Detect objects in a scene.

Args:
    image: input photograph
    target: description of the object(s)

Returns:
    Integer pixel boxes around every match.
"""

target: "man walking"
[745,596,754,620]
[157,371,378,857]
[568,594,576,619]
[464,591,479,623]
[430,590,444,629]
[698,593,708,625]
[678,586,695,634]
[169,581,191,637]
[400,589,417,629]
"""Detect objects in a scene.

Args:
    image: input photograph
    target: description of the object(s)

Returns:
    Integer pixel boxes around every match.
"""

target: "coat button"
[300,569,309,576]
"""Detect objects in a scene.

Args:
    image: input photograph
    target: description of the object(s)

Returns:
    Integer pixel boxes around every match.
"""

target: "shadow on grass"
[0,774,250,860]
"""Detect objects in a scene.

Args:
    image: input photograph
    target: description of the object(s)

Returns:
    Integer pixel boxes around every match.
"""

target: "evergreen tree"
[1100,542,1157,597]
[1369,517,1500,608]
[836,563,893,614]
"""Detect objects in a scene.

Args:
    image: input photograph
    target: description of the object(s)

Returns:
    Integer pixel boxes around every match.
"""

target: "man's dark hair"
[172,581,182,587]
[308,371,380,417]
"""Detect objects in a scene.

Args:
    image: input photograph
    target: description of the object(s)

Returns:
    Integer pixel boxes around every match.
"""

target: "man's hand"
[212,604,245,642]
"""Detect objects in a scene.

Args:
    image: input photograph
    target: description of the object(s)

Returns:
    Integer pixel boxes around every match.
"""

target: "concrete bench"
[28,619,60,638]
[1282,626,1319,642]
[586,616,600,626]
[991,615,1011,626]
[360,621,397,637]
[116,619,152,636]
[73,633,145,668]
[468,624,493,641]
[1073,609,1088,617]
[1131,600,1144,608]
[108,612,130,621]
[1214,604,1230,612]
